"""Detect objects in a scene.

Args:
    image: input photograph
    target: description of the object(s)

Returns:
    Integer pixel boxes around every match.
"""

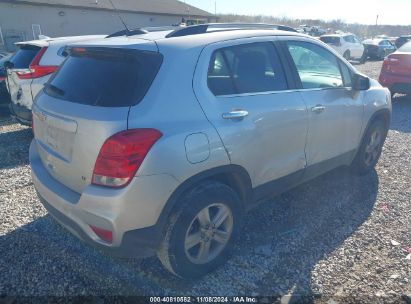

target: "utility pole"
[374,14,379,38]
[215,1,217,16]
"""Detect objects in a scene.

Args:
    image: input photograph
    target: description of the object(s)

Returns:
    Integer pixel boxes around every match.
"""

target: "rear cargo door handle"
[311,105,326,114]
[222,110,249,120]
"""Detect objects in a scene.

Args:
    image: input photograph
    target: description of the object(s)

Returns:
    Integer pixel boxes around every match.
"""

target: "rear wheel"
[157,181,243,279]
[351,120,387,175]
[343,50,351,61]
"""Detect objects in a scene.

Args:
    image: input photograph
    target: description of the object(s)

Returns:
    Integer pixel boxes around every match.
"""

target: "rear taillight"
[16,47,58,79]
[90,226,113,243]
[382,55,400,72]
[92,129,162,188]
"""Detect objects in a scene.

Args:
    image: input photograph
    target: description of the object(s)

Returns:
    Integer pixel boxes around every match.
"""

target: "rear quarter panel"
[127,43,230,184]
[360,79,392,137]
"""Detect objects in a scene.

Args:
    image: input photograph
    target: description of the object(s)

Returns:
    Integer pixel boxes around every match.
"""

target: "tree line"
[217,14,411,39]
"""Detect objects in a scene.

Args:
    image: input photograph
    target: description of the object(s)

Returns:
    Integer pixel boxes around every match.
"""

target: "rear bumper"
[30,140,179,258]
[37,191,160,258]
[9,102,32,125]
[379,72,411,94]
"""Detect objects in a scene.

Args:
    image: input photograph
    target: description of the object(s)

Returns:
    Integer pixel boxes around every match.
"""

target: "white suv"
[30,24,391,278]
[5,35,105,125]
[320,33,365,62]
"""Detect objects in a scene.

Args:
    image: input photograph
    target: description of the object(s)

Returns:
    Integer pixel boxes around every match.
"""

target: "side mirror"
[3,61,14,69]
[352,73,370,91]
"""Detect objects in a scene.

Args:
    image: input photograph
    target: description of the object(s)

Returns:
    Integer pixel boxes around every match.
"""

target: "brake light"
[382,55,400,73]
[16,47,58,79]
[92,129,162,188]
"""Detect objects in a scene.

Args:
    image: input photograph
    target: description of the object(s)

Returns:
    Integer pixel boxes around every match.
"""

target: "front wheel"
[157,181,243,279]
[343,50,351,61]
[351,120,387,175]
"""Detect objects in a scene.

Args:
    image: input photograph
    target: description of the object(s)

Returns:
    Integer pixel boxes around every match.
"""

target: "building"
[0,0,215,51]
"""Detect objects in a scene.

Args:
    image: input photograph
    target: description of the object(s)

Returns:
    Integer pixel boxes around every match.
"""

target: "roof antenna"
[107,0,130,33]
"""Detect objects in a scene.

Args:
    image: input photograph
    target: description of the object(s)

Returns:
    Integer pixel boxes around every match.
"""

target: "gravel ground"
[1,61,410,303]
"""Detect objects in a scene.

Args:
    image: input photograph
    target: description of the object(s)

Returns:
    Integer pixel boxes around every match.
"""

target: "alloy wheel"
[184,203,233,264]
[364,130,382,166]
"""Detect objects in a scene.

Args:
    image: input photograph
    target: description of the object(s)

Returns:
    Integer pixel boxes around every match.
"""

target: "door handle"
[311,105,326,114]
[222,110,249,120]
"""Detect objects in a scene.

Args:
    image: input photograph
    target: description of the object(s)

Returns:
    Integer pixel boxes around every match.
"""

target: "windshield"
[399,41,411,52]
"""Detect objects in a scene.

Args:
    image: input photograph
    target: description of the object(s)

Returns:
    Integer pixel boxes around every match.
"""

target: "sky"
[184,0,411,25]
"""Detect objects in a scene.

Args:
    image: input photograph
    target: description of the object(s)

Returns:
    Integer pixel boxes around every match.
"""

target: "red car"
[379,41,411,96]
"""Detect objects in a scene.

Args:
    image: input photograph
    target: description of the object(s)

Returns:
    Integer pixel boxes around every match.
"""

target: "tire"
[157,181,244,279]
[343,50,351,61]
[351,120,388,175]
[359,53,367,64]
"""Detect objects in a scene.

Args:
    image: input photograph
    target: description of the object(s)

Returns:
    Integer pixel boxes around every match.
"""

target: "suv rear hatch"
[33,44,163,193]
[7,43,44,108]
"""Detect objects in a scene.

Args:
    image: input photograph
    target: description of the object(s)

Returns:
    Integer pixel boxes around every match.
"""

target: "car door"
[343,35,355,57]
[193,38,309,190]
[385,40,397,56]
[352,36,364,58]
[279,38,364,174]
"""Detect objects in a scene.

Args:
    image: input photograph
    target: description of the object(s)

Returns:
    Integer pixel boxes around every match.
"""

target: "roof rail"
[106,28,148,38]
[165,23,297,38]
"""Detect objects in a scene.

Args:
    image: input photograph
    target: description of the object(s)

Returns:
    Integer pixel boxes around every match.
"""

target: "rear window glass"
[399,42,411,52]
[208,42,288,96]
[45,48,163,107]
[320,37,340,44]
[11,45,40,69]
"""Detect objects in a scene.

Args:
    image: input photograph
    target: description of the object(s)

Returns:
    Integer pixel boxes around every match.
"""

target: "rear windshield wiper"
[45,83,65,96]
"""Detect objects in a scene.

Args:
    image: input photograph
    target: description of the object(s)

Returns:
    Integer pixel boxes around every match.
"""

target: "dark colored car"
[379,41,411,96]
[395,35,411,49]
[0,54,13,114]
[363,39,396,60]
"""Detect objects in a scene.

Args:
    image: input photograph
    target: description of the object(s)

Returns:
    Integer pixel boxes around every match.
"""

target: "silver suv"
[30,24,391,278]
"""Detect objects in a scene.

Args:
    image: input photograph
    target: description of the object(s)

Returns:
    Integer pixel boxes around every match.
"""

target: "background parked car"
[5,35,105,125]
[0,54,13,115]
[362,38,396,60]
[320,34,365,61]
[395,35,411,49]
[379,41,411,96]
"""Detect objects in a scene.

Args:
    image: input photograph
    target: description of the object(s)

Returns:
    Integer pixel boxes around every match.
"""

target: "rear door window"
[208,42,288,95]
[45,47,163,107]
[11,45,41,69]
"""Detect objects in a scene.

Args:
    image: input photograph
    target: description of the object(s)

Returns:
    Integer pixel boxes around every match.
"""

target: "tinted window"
[399,41,411,52]
[208,42,288,96]
[45,48,163,107]
[287,41,343,89]
[11,45,40,69]
[320,36,341,45]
